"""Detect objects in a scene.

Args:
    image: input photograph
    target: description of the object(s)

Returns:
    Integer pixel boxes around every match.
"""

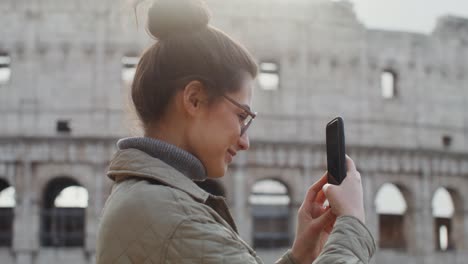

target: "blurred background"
[0,0,467,263]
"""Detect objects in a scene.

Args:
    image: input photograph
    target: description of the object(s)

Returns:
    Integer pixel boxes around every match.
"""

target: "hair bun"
[147,0,211,39]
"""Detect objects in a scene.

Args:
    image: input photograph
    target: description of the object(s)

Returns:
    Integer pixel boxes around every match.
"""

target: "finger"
[315,208,335,227]
[322,183,333,195]
[322,183,339,201]
[310,196,328,218]
[317,205,330,217]
[318,208,336,233]
[320,205,331,213]
[311,172,329,193]
[315,190,327,205]
[302,172,328,211]
[345,155,357,172]
[306,172,328,201]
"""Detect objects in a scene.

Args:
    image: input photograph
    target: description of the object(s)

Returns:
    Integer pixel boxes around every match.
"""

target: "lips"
[227,149,237,157]
[226,149,237,164]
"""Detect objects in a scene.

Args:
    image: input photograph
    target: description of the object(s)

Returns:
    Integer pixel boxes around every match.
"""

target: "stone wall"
[0,0,467,263]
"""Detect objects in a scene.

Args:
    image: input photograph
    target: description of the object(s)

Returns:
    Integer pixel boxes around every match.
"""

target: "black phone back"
[326,117,346,185]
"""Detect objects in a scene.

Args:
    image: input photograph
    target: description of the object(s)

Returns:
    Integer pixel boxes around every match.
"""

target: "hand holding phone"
[326,117,347,185]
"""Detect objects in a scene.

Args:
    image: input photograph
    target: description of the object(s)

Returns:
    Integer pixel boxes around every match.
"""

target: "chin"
[206,173,224,179]
[208,169,226,179]
[206,163,227,178]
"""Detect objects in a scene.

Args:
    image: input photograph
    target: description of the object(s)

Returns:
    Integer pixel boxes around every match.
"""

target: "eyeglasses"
[173,75,257,136]
[222,94,257,136]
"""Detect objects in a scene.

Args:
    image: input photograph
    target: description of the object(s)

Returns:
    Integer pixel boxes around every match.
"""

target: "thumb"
[322,183,336,197]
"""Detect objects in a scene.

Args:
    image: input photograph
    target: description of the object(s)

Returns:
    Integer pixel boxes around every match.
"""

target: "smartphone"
[326,117,347,185]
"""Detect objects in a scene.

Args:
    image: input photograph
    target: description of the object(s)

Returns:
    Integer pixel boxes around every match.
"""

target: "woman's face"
[189,76,254,178]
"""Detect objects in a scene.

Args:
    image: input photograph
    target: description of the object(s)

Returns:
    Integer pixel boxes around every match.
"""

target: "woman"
[96,0,376,263]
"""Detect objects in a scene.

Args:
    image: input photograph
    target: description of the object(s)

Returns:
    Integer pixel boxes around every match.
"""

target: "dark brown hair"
[131,0,258,129]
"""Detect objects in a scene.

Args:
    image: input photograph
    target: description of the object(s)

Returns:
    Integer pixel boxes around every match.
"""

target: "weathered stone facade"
[0,0,467,263]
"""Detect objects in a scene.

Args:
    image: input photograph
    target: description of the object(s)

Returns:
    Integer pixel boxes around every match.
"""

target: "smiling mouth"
[227,149,237,157]
[226,149,237,164]
[225,152,233,164]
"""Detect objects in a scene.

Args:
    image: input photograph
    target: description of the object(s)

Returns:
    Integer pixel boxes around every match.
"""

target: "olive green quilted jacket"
[96,148,376,263]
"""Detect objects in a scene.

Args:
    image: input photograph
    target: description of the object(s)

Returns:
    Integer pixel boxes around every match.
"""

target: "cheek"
[190,130,227,177]
[203,113,238,150]
[195,111,239,165]
[217,112,240,143]
[203,106,239,142]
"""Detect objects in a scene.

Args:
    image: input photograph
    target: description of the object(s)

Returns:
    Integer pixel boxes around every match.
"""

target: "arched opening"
[41,177,88,247]
[0,53,11,85]
[375,183,408,249]
[249,179,290,249]
[0,179,14,247]
[381,69,397,99]
[258,61,280,91]
[432,187,455,251]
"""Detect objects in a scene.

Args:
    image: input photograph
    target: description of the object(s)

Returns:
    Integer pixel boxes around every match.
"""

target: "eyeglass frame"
[222,94,257,136]
[171,75,257,136]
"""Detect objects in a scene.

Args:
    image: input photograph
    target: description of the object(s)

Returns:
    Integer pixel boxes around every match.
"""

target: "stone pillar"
[363,172,378,247]
[460,207,468,263]
[362,171,378,264]
[86,162,109,262]
[16,254,33,264]
[84,164,103,260]
[13,160,38,264]
[407,170,433,264]
[451,206,465,252]
[0,163,17,264]
[232,152,250,243]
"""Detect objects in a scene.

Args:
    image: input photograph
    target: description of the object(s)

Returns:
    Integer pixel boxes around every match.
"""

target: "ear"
[182,80,208,116]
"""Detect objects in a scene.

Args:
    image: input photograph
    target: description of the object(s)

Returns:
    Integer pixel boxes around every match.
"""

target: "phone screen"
[326,117,346,185]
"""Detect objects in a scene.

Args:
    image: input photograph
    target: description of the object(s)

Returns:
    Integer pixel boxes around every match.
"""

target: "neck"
[145,118,191,152]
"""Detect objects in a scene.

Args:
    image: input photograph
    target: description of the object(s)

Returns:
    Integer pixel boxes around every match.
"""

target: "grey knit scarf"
[117,137,207,181]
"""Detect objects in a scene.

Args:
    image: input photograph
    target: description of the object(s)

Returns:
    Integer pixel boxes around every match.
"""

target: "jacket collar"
[107,148,210,202]
[117,137,207,181]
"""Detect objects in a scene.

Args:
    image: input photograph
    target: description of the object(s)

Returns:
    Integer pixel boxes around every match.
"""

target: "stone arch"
[249,178,291,249]
[373,179,416,211]
[0,178,14,247]
[34,164,94,206]
[0,178,13,201]
[248,175,295,201]
[374,182,411,250]
[431,186,464,251]
[252,176,293,196]
[373,180,415,209]
[40,176,88,247]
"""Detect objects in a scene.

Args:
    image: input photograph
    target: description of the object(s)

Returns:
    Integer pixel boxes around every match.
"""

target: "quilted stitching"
[97,150,296,264]
[97,178,262,264]
[98,147,376,264]
[108,149,209,201]
[164,210,258,263]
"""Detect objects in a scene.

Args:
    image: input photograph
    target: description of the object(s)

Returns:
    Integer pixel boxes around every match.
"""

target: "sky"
[349,0,468,33]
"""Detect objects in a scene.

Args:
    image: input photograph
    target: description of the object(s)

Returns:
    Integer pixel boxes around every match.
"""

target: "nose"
[238,132,250,150]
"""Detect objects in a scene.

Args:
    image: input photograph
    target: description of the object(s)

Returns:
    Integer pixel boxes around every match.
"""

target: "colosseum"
[0,0,467,263]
